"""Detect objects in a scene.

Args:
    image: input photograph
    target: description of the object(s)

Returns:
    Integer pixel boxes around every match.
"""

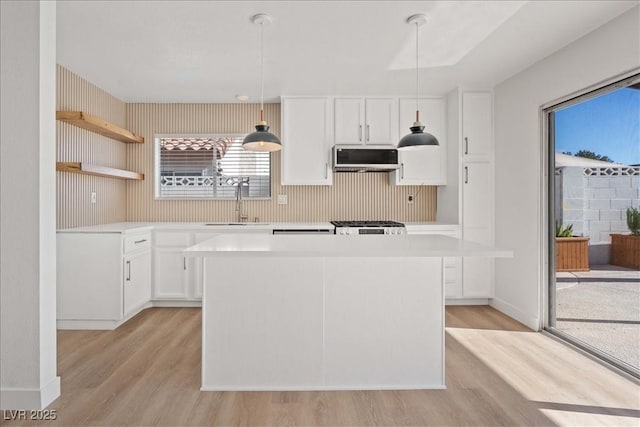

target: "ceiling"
[56,1,638,103]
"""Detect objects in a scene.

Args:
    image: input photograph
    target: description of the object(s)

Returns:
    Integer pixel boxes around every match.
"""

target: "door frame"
[539,69,640,378]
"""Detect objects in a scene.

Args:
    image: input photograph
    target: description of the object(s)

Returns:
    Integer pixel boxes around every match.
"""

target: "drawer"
[154,232,191,247]
[124,233,151,253]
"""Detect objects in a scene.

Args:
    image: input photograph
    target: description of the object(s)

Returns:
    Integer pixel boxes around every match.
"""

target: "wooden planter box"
[556,237,590,272]
[610,234,640,270]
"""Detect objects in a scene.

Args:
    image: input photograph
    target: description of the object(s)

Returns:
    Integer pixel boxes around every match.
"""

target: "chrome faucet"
[235,178,249,223]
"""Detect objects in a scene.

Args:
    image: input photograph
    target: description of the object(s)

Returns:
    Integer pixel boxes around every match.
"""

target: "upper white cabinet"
[334,97,397,145]
[281,97,333,185]
[461,92,492,159]
[390,98,447,186]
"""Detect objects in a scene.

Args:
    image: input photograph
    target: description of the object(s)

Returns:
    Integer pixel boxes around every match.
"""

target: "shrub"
[627,207,640,236]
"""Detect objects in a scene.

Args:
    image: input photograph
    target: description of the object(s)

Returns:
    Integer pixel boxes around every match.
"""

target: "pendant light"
[397,14,439,150]
[242,13,282,152]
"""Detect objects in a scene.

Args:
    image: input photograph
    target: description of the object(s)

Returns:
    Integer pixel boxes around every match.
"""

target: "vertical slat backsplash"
[56,65,127,228]
[126,103,436,222]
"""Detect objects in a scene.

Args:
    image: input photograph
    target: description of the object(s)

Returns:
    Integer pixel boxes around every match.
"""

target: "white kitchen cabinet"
[334,97,396,145]
[390,98,447,186]
[405,224,462,298]
[123,251,152,315]
[281,97,332,185]
[153,231,194,300]
[57,228,152,329]
[461,228,493,297]
[462,161,492,228]
[461,92,492,160]
[438,88,494,300]
[153,248,191,299]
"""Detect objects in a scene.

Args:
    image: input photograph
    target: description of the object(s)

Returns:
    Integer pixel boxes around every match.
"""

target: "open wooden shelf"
[56,111,144,144]
[56,162,144,180]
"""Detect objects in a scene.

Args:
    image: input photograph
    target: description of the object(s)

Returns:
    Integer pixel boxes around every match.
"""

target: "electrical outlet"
[408,194,414,204]
[277,194,288,205]
[91,191,97,204]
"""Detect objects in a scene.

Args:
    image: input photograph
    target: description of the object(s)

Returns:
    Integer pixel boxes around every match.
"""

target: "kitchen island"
[184,233,511,391]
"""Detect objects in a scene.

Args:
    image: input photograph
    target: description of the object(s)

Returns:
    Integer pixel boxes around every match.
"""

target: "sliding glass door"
[545,74,640,378]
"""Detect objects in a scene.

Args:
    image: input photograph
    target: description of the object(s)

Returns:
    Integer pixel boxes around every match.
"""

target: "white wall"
[0,0,59,409]
[492,6,640,329]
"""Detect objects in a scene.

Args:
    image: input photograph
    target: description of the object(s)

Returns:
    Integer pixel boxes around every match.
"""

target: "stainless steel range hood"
[332,146,400,172]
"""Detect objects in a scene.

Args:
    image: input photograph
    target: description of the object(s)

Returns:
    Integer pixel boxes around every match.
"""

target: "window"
[154,134,271,199]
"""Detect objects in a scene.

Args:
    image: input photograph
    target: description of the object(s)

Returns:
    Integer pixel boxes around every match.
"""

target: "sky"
[554,87,640,165]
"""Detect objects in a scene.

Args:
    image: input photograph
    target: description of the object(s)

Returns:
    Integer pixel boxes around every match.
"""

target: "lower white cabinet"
[124,251,152,315]
[461,227,493,298]
[153,231,196,300]
[57,229,152,329]
[153,248,191,299]
[405,225,461,298]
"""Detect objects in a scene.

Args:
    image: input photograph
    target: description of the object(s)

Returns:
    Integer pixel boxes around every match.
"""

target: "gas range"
[330,220,406,236]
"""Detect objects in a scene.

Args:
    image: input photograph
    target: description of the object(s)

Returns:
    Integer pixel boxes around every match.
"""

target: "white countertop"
[56,222,155,234]
[183,234,512,258]
[57,221,460,234]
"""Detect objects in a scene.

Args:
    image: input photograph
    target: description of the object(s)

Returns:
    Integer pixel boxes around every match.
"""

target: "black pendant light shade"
[398,123,439,150]
[242,13,282,152]
[398,14,439,150]
[243,122,282,152]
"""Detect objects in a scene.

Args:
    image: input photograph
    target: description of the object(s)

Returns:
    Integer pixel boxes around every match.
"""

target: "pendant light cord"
[415,21,419,124]
[260,20,265,122]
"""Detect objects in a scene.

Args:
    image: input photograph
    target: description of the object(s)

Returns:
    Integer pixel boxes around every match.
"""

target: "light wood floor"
[2,306,639,426]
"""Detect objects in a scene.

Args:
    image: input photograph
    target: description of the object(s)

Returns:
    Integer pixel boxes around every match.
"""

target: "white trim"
[150,300,202,308]
[490,296,540,331]
[200,384,447,391]
[445,298,488,305]
[0,377,60,410]
[56,301,202,330]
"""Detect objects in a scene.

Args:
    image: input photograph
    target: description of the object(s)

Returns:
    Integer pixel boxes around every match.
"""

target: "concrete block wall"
[556,166,640,264]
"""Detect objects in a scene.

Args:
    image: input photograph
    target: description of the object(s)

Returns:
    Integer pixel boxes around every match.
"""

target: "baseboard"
[445,298,489,305]
[57,318,123,330]
[490,297,540,330]
[200,384,447,391]
[151,300,202,308]
[0,376,60,410]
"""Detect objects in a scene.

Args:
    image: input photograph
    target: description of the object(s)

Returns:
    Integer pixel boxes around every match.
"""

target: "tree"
[563,150,613,163]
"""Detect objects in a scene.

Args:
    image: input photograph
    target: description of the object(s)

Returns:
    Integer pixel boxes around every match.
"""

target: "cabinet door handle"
[366,124,370,142]
[325,163,328,179]
[134,239,147,244]
[464,166,469,184]
[126,260,131,281]
[464,137,469,155]
[358,125,362,141]
[401,163,405,179]
[183,257,186,270]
